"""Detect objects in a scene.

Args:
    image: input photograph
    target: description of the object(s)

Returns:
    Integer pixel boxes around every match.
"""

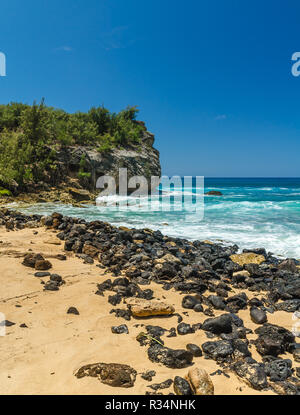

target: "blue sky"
[0,0,300,176]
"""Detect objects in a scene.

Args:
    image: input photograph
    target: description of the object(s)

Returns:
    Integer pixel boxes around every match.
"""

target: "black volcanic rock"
[254,323,295,356]
[147,344,193,368]
[202,314,233,334]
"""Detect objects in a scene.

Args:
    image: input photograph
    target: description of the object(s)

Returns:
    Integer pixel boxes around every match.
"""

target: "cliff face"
[54,130,161,195]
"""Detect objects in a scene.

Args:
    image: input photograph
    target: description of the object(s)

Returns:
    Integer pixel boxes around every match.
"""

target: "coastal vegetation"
[0,100,146,190]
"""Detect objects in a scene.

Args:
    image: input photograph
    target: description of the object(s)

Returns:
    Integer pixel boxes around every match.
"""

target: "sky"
[0,0,300,177]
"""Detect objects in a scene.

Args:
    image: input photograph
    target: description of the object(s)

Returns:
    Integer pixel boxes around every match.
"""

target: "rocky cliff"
[56,130,161,191]
[10,130,161,204]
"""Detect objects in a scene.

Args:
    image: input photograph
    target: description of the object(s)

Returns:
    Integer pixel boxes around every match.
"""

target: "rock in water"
[205,191,222,196]
[250,307,267,324]
[126,298,175,317]
[173,376,193,395]
[75,362,136,388]
[185,367,214,395]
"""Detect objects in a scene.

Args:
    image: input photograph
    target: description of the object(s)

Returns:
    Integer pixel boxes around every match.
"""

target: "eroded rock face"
[185,367,214,395]
[75,362,137,387]
[126,298,175,317]
[56,132,161,193]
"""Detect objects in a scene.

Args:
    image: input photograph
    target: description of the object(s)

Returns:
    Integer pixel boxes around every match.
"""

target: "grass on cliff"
[0,100,146,190]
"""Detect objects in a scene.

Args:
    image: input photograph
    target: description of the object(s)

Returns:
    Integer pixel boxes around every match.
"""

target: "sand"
[0,226,297,395]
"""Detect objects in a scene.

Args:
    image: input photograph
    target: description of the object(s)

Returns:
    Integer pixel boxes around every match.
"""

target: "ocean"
[15,177,300,259]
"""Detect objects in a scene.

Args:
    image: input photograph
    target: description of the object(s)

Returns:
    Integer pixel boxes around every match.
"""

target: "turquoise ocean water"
[14,178,300,259]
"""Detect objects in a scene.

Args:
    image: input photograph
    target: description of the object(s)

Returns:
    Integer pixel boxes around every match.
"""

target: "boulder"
[35,259,52,271]
[186,344,202,357]
[201,314,232,334]
[232,360,268,390]
[75,362,136,387]
[202,340,234,361]
[147,344,193,368]
[250,307,267,324]
[185,367,214,395]
[173,376,193,395]
[230,253,265,266]
[126,298,175,317]
[254,323,295,356]
[68,188,91,201]
[22,253,44,268]
[177,322,194,335]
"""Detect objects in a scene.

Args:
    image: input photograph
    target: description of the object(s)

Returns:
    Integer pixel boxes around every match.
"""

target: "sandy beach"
[0,223,298,395]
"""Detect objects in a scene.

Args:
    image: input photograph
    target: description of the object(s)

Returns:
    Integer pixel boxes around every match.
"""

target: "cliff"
[0,102,161,204]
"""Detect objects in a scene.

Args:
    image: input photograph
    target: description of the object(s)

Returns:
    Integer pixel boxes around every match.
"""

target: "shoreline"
[0,208,299,395]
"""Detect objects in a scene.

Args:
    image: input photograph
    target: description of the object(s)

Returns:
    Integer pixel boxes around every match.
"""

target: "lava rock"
[35,259,52,271]
[148,378,173,390]
[111,324,129,334]
[147,344,193,368]
[34,271,51,277]
[202,340,234,361]
[264,357,292,381]
[208,295,227,310]
[250,307,267,324]
[254,323,295,356]
[186,343,202,357]
[173,376,193,395]
[177,322,195,335]
[75,362,136,387]
[67,307,79,315]
[22,253,44,268]
[202,314,232,334]
[141,370,156,381]
[232,360,268,390]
